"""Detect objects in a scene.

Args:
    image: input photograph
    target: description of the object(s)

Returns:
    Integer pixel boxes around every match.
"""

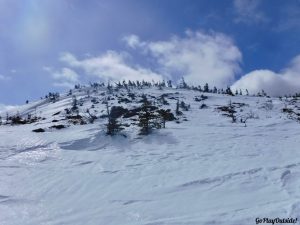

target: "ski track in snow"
[1,88,300,225]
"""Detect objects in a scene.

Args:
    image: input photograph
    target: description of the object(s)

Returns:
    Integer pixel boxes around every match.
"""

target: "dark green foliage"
[158,94,169,105]
[11,115,26,124]
[200,103,208,109]
[176,100,183,115]
[47,92,60,103]
[67,89,72,96]
[213,87,217,93]
[194,95,208,102]
[138,97,162,135]
[52,111,61,116]
[71,96,78,111]
[110,106,129,118]
[32,128,45,133]
[225,87,234,96]
[180,101,190,111]
[66,114,85,125]
[50,124,66,130]
[217,101,237,123]
[157,109,175,128]
[178,77,188,89]
[106,103,123,136]
[203,83,209,92]
[8,113,40,125]
[86,109,97,124]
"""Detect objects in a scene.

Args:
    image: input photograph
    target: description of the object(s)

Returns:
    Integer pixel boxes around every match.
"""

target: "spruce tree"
[106,103,123,136]
[203,83,209,92]
[176,100,182,115]
[138,96,161,135]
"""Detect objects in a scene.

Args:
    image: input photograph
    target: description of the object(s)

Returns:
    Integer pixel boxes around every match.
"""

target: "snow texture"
[1,86,300,225]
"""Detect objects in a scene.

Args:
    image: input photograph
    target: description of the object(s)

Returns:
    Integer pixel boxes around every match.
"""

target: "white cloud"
[52,81,76,88]
[0,74,11,81]
[0,104,16,114]
[233,0,268,24]
[124,31,242,88]
[232,55,300,96]
[60,51,163,83]
[122,35,144,49]
[44,66,80,88]
[52,67,79,83]
[56,30,300,96]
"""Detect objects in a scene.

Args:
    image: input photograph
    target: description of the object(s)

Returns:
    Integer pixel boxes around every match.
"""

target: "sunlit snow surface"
[1,88,300,225]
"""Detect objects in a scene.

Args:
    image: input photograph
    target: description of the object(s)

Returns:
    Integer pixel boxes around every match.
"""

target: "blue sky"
[1,0,300,104]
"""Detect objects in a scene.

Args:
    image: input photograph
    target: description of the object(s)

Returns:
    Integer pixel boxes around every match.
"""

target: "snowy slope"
[1,86,300,225]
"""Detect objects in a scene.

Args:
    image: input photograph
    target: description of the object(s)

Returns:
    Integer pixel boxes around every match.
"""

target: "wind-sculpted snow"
[1,87,300,224]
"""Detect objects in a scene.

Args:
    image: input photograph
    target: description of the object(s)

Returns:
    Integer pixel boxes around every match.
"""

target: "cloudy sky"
[1,0,300,104]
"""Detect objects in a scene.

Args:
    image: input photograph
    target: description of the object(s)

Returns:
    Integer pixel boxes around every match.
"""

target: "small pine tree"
[180,101,190,111]
[213,87,217,93]
[71,96,78,111]
[176,100,183,115]
[139,110,152,135]
[228,100,236,123]
[6,112,9,124]
[157,109,174,128]
[107,82,113,94]
[106,103,123,136]
[179,77,188,89]
[226,87,234,96]
[203,83,209,92]
[138,97,161,135]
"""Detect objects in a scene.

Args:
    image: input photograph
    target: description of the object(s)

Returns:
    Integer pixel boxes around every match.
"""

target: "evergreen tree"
[157,109,174,128]
[203,83,209,92]
[71,96,78,112]
[67,89,73,96]
[107,82,113,94]
[179,77,188,89]
[105,103,123,136]
[138,97,160,135]
[213,87,217,93]
[139,97,151,134]
[225,87,234,96]
[180,101,190,111]
[228,100,237,123]
[176,100,183,115]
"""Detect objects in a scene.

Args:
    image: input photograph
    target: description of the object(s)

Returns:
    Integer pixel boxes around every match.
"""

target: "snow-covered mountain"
[1,84,300,225]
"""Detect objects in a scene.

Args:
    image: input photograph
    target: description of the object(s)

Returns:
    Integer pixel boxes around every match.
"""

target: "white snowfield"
[1,86,300,225]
